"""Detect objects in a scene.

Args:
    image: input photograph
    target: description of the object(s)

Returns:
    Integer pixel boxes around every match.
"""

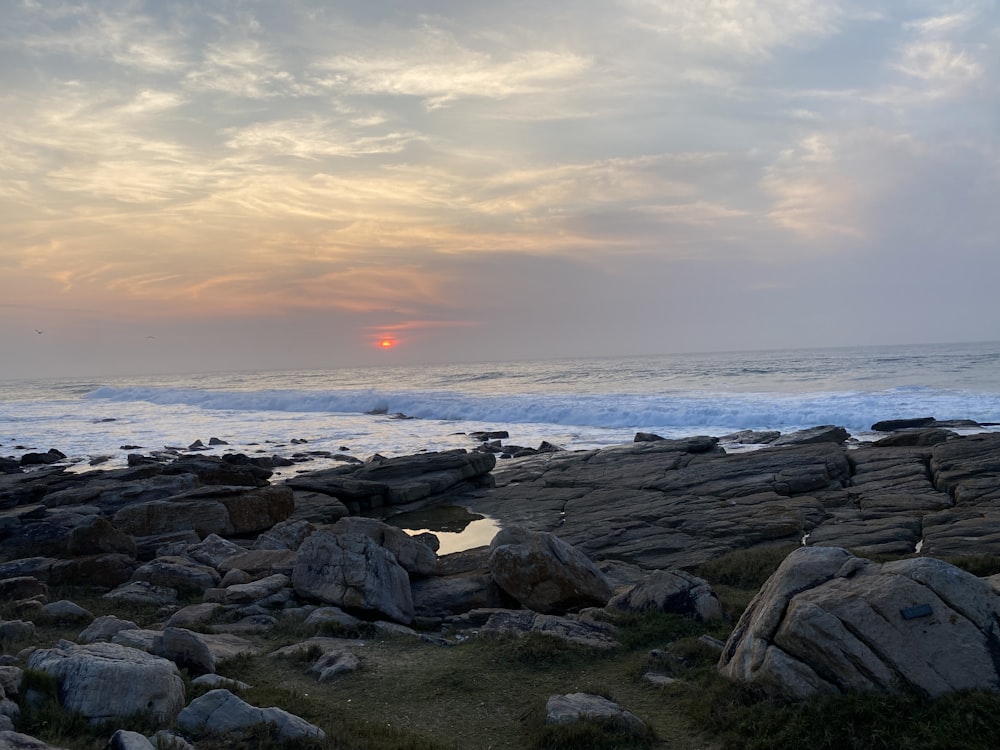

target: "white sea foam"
[3,342,999,472]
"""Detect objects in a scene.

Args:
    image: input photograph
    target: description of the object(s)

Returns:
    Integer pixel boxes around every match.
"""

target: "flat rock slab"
[463,434,1000,569]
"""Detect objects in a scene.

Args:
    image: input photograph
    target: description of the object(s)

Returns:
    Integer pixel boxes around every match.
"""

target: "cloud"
[313,27,591,109]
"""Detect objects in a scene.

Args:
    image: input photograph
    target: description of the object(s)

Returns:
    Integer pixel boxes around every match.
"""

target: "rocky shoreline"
[2,420,1000,747]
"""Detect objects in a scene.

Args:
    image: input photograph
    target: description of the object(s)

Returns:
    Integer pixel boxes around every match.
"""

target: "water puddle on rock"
[385,505,501,555]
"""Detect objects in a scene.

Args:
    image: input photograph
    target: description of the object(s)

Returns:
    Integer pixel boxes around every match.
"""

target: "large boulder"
[292,530,414,624]
[718,546,1000,699]
[27,641,184,724]
[331,517,437,576]
[488,527,612,614]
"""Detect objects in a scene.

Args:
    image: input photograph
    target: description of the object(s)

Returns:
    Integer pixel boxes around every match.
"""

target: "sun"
[379,338,395,350]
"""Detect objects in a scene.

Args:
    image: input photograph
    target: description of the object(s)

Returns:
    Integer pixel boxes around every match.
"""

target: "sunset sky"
[2,0,998,379]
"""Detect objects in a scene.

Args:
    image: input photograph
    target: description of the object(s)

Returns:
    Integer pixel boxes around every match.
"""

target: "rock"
[39,600,93,623]
[175,689,324,741]
[772,425,850,446]
[719,430,781,445]
[633,432,665,442]
[250,519,314,551]
[478,610,619,649]
[184,534,246,569]
[718,546,1000,699]
[49,554,137,588]
[303,607,363,631]
[488,527,612,614]
[0,732,70,749]
[871,417,937,432]
[27,641,184,724]
[165,603,224,629]
[102,581,178,607]
[65,516,136,557]
[157,627,216,675]
[224,574,289,605]
[77,615,140,644]
[545,693,647,734]
[216,549,296,577]
[331,517,437,576]
[872,428,956,447]
[0,577,47,601]
[107,729,155,750]
[412,572,509,618]
[607,569,724,622]
[190,674,251,692]
[131,556,221,593]
[0,621,35,645]
[286,450,495,513]
[293,530,414,624]
[20,449,66,466]
[308,649,361,682]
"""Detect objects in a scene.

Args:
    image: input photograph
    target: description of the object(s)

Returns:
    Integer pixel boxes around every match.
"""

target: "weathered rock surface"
[285,450,496,513]
[292,530,414,623]
[607,569,724,622]
[176,689,324,741]
[27,641,185,724]
[718,546,1000,699]
[0,731,70,750]
[545,693,646,734]
[488,527,613,614]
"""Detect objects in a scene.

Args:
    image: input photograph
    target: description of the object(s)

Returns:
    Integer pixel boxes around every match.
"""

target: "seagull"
[33,329,43,334]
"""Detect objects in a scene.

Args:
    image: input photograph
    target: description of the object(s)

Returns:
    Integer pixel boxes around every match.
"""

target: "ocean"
[3,341,1000,478]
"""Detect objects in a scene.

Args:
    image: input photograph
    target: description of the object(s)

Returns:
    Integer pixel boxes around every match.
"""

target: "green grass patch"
[695,544,798,591]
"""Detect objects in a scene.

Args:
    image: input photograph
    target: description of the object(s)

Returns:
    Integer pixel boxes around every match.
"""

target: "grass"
[12,549,1000,750]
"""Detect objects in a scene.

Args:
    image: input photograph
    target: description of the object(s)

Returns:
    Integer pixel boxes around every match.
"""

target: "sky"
[2,0,998,379]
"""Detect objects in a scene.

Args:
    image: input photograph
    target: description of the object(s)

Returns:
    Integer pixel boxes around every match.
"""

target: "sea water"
[2,341,1000,477]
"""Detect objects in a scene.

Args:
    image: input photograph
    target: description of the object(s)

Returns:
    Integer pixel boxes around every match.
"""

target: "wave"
[84,385,1000,434]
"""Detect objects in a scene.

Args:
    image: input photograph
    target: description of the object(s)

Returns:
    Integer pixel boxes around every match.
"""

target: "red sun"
[379,338,395,349]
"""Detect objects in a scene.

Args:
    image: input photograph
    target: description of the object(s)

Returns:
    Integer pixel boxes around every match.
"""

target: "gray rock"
[77,615,139,644]
[545,693,646,733]
[102,581,178,607]
[224,573,289,605]
[293,530,414,624]
[175,689,324,741]
[65,516,136,557]
[331,517,437,576]
[718,546,1000,699]
[607,569,723,622]
[27,641,184,724]
[478,610,619,649]
[0,621,35,645]
[488,527,612,614]
[308,649,361,682]
[772,425,850,446]
[39,600,93,623]
[165,603,224,629]
[251,519,315,551]
[184,534,246,569]
[106,730,155,750]
[0,731,70,749]
[157,628,216,675]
